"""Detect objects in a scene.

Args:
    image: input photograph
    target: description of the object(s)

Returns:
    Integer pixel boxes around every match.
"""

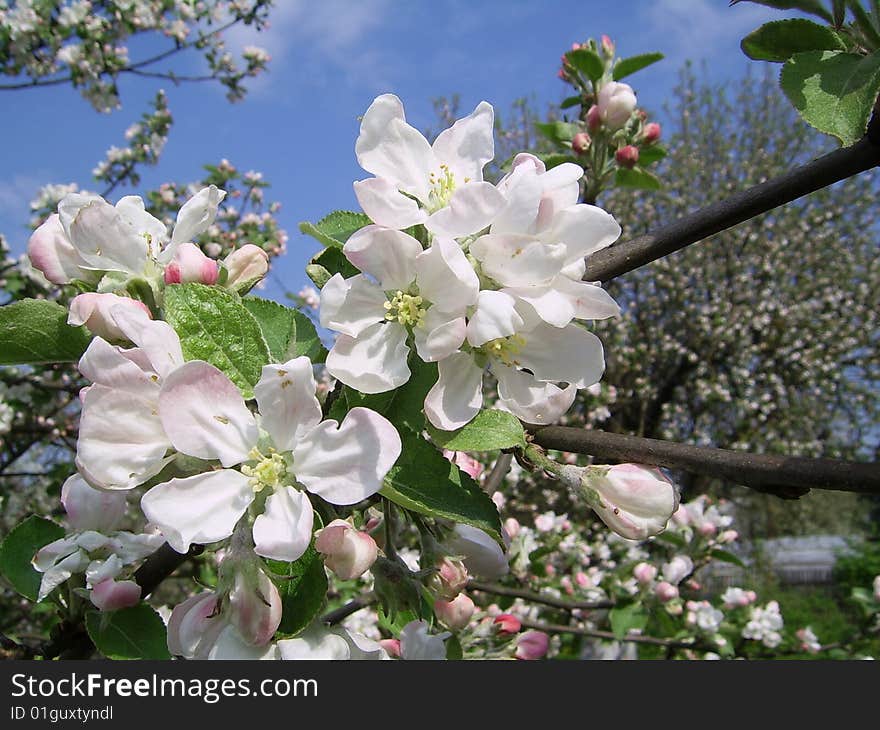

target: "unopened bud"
[587,104,602,133]
[655,581,679,603]
[89,579,141,611]
[572,131,591,155]
[494,613,521,635]
[434,593,475,631]
[718,529,739,544]
[504,517,521,539]
[874,575,880,602]
[227,568,282,647]
[601,35,615,57]
[515,630,549,660]
[616,145,639,169]
[223,244,268,293]
[642,122,661,144]
[633,562,657,585]
[598,81,637,130]
[68,293,152,342]
[164,242,219,285]
[314,519,378,580]
[430,556,469,600]
[379,638,401,658]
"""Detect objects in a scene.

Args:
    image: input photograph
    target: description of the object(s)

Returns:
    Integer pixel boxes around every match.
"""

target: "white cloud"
[0,174,44,217]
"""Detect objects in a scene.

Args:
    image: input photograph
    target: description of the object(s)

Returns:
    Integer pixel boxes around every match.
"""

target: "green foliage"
[833,537,880,597]
[266,540,329,637]
[428,409,526,452]
[741,19,845,62]
[612,52,664,80]
[0,299,92,365]
[609,603,648,639]
[731,0,834,23]
[85,605,171,659]
[163,283,270,398]
[615,167,662,190]
[565,47,604,82]
[534,120,580,145]
[299,210,372,250]
[306,247,360,289]
[0,516,65,601]
[241,297,326,364]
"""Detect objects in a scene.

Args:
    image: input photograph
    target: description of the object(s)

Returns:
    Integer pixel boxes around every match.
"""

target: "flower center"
[241,447,289,493]
[481,334,527,367]
[384,290,427,327]
[427,163,457,212]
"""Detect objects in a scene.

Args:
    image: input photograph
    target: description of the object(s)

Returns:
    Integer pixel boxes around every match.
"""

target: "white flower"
[353,94,503,236]
[662,555,694,586]
[444,524,508,579]
[140,356,401,561]
[742,601,784,648]
[597,82,637,130]
[67,292,152,341]
[685,600,724,633]
[399,620,450,660]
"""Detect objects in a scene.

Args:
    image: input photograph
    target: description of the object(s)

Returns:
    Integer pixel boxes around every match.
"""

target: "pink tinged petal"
[158,361,258,467]
[424,352,483,430]
[413,308,466,362]
[163,242,219,285]
[517,324,605,388]
[319,273,388,338]
[494,364,577,425]
[424,182,506,238]
[76,384,171,490]
[90,579,142,611]
[27,214,91,284]
[557,278,620,320]
[431,100,495,183]
[470,234,567,288]
[61,473,127,532]
[77,337,159,398]
[353,177,428,230]
[109,306,183,379]
[171,185,226,247]
[343,226,422,291]
[223,244,269,290]
[356,94,435,200]
[325,321,411,394]
[68,197,149,274]
[33,536,79,574]
[141,470,254,553]
[466,290,524,347]
[167,592,221,657]
[254,358,322,452]
[252,486,314,562]
[293,407,402,505]
[68,293,151,341]
[592,464,678,540]
[545,204,621,264]
[414,237,479,311]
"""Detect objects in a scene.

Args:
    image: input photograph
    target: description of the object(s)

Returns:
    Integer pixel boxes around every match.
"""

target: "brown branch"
[321,594,376,626]
[519,617,699,649]
[467,580,614,611]
[529,427,880,498]
[133,542,204,598]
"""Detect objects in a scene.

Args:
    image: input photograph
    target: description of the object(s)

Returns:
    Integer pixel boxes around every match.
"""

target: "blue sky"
[0,0,787,302]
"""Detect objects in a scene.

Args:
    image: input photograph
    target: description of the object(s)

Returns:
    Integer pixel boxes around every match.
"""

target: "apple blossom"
[399,620,451,660]
[435,593,476,631]
[572,132,591,155]
[314,519,379,580]
[444,524,509,579]
[597,81,637,130]
[222,243,269,292]
[60,472,128,533]
[226,567,283,647]
[633,562,657,585]
[515,630,550,660]
[654,581,679,603]
[721,587,756,609]
[685,600,724,633]
[89,579,142,612]
[615,145,639,168]
[874,575,880,602]
[742,601,784,648]
[140,356,401,561]
[642,122,662,144]
[67,292,152,341]
[277,625,388,660]
[431,556,470,600]
[494,614,522,635]
[163,242,220,285]
[796,627,821,654]
[662,555,694,586]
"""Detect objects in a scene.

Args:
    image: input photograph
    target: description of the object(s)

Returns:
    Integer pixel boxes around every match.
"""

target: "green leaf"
[614,167,662,190]
[299,210,373,250]
[0,516,65,601]
[637,144,667,166]
[539,153,584,170]
[780,50,880,145]
[0,299,92,365]
[306,247,360,289]
[729,0,833,23]
[560,95,583,109]
[612,52,664,80]
[565,48,604,82]
[266,536,328,636]
[609,603,648,639]
[653,530,688,549]
[381,431,503,543]
[163,283,271,398]
[428,409,525,452]
[86,605,171,659]
[534,120,580,144]
[242,297,326,364]
[710,549,746,568]
[741,20,846,62]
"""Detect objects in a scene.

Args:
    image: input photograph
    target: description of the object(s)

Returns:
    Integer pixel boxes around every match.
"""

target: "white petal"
[78,337,159,398]
[278,626,351,660]
[354,178,428,230]
[254,358,322,452]
[115,195,168,251]
[356,94,434,200]
[470,234,566,288]
[207,625,279,660]
[505,277,619,328]
[252,486,314,562]
[33,536,79,574]
[171,185,226,247]
[27,213,92,285]
[293,408,402,505]
[76,384,170,490]
[319,273,389,338]
[325,322,411,394]
[37,549,90,601]
[424,352,483,430]
[425,182,505,238]
[431,100,494,183]
[110,306,184,379]
[444,524,508,579]
[544,204,621,263]
[343,226,422,291]
[68,197,149,274]
[159,361,258,467]
[494,364,577,425]
[61,474,127,533]
[491,163,544,235]
[466,290,524,347]
[400,620,450,660]
[140,470,254,553]
[517,324,605,388]
[69,293,152,342]
[414,237,478,311]
[413,308,465,362]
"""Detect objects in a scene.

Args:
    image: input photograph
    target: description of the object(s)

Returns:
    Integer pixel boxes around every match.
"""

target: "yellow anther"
[481,334,527,367]
[384,290,427,327]
[427,164,457,212]
[241,447,288,493]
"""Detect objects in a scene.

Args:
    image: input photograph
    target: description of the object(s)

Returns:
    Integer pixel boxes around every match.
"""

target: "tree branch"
[133,543,204,598]
[519,617,700,649]
[320,594,376,626]
[467,580,614,611]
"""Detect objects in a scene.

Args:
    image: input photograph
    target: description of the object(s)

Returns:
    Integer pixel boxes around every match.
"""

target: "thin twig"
[519,617,698,649]
[483,452,513,494]
[467,580,614,610]
[321,594,376,626]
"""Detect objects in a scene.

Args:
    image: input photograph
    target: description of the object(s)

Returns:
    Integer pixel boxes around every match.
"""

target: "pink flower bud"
[431,557,469,600]
[494,614,521,635]
[227,568,282,647]
[615,145,640,169]
[698,521,718,537]
[504,517,521,539]
[572,131,591,155]
[443,449,484,479]
[434,593,475,631]
[68,293,152,341]
[545,563,556,577]
[575,571,590,588]
[633,562,657,585]
[27,214,88,285]
[61,474,127,533]
[686,579,701,591]
[655,581,679,603]
[379,638,401,658]
[718,529,738,544]
[642,122,661,144]
[89,579,141,611]
[164,242,219,285]
[571,42,582,51]
[601,35,615,56]
[598,81,637,130]
[515,630,550,660]
[560,576,574,595]
[223,244,268,290]
[167,592,223,658]
[314,519,378,581]
[586,104,602,133]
